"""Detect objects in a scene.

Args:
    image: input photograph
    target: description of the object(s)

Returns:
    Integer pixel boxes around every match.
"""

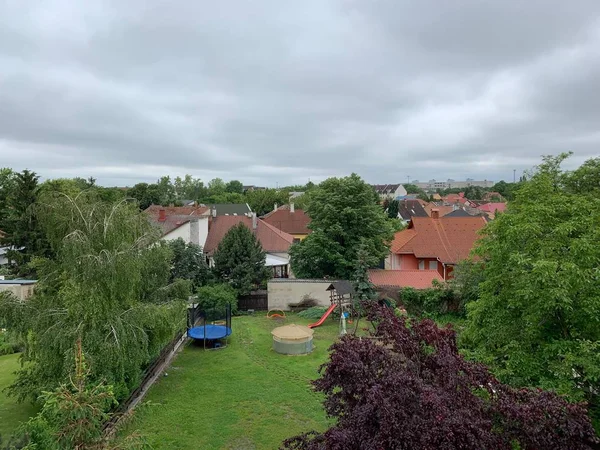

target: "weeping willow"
[1,192,188,402]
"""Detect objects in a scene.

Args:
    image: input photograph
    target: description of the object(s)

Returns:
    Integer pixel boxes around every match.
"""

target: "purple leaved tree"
[282,307,598,450]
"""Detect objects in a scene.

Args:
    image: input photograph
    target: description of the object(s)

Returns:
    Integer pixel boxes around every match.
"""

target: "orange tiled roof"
[204,215,294,254]
[144,205,209,235]
[262,205,311,235]
[477,202,507,213]
[424,203,455,218]
[368,269,443,289]
[390,216,487,264]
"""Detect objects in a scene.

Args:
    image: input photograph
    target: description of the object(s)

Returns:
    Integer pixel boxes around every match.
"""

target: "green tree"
[196,283,238,315]
[174,175,207,202]
[207,178,226,197]
[168,238,212,289]
[564,157,600,195]
[0,170,50,276]
[0,194,187,402]
[225,180,244,194]
[212,223,270,295]
[245,188,290,216]
[463,154,600,422]
[386,199,400,219]
[17,339,117,450]
[290,174,395,279]
[127,182,161,210]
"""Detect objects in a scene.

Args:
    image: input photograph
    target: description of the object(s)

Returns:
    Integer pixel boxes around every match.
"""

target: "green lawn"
[0,353,39,439]
[119,314,343,449]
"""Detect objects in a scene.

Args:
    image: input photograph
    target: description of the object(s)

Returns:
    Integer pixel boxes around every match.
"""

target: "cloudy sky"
[1,1,599,187]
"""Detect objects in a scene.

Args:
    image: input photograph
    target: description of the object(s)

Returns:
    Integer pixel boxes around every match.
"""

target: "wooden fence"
[238,290,268,311]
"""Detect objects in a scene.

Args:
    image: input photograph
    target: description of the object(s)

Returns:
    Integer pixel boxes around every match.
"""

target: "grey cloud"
[0,0,599,186]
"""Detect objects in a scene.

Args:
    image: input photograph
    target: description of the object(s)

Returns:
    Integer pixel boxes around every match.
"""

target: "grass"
[119,313,347,449]
[0,353,39,439]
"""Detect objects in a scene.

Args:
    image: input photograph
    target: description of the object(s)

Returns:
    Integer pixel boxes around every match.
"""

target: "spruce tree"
[212,223,270,295]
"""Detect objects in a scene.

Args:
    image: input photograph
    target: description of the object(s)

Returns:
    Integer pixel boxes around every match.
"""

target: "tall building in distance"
[411,178,493,192]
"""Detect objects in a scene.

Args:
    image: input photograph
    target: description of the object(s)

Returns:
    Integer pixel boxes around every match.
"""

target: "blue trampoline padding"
[188,324,232,340]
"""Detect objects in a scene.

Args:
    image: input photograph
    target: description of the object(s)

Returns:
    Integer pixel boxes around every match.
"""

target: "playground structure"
[271,324,314,355]
[266,309,286,319]
[187,303,232,350]
[308,281,355,334]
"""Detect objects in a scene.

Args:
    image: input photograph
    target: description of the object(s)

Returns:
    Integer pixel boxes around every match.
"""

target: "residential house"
[368,269,443,290]
[262,203,311,242]
[442,192,475,207]
[207,203,252,216]
[397,199,428,224]
[413,179,494,192]
[243,185,266,193]
[482,191,505,202]
[145,204,210,248]
[424,203,456,218]
[0,279,37,301]
[372,184,407,200]
[476,202,507,219]
[203,213,294,278]
[385,210,487,280]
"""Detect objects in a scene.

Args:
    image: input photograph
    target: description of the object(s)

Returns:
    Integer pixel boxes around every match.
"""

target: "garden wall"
[267,279,335,310]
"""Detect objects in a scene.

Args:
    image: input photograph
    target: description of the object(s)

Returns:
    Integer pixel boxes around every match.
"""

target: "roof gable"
[204,215,294,254]
[208,203,252,216]
[144,205,209,235]
[397,199,428,221]
[390,216,487,263]
[262,205,311,235]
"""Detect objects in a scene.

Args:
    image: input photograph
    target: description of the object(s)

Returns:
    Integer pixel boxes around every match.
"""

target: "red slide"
[308,304,337,329]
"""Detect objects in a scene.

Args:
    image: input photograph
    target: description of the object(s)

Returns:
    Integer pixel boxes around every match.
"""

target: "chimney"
[158,209,166,222]
[431,208,440,219]
[252,212,257,230]
[211,207,217,218]
[189,218,200,245]
[274,203,278,211]
[290,202,295,213]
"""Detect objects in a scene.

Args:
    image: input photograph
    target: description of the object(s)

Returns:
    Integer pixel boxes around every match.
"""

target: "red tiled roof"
[144,205,209,235]
[476,202,507,213]
[262,205,311,235]
[204,215,294,254]
[390,216,487,264]
[424,204,455,218]
[368,269,443,289]
[443,193,469,205]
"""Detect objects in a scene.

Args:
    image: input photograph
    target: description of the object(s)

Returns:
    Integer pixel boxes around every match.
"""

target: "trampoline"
[187,302,232,349]
[188,324,232,340]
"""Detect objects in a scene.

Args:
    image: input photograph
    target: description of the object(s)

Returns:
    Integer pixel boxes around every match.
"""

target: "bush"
[297,306,329,320]
[282,307,599,449]
[399,283,460,317]
[196,284,238,315]
[0,330,22,356]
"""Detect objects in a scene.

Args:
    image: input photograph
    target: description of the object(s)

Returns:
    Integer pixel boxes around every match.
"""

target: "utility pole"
[513,169,516,183]
[407,175,410,184]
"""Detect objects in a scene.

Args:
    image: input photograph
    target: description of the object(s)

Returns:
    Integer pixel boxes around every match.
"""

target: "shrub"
[297,306,328,320]
[399,283,460,317]
[282,307,598,449]
[196,283,238,315]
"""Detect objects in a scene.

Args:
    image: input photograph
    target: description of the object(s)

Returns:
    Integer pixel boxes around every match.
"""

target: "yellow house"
[262,203,311,243]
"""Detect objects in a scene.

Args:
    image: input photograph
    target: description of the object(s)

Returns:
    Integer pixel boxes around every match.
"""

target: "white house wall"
[161,217,209,249]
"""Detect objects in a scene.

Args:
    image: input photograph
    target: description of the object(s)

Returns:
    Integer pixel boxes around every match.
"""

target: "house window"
[293,238,301,244]
[429,260,438,270]
[418,260,425,270]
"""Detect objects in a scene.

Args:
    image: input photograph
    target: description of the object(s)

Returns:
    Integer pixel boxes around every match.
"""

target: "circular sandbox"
[271,324,314,355]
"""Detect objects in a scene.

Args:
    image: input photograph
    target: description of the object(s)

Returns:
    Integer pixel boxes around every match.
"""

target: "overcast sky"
[1,1,599,187]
